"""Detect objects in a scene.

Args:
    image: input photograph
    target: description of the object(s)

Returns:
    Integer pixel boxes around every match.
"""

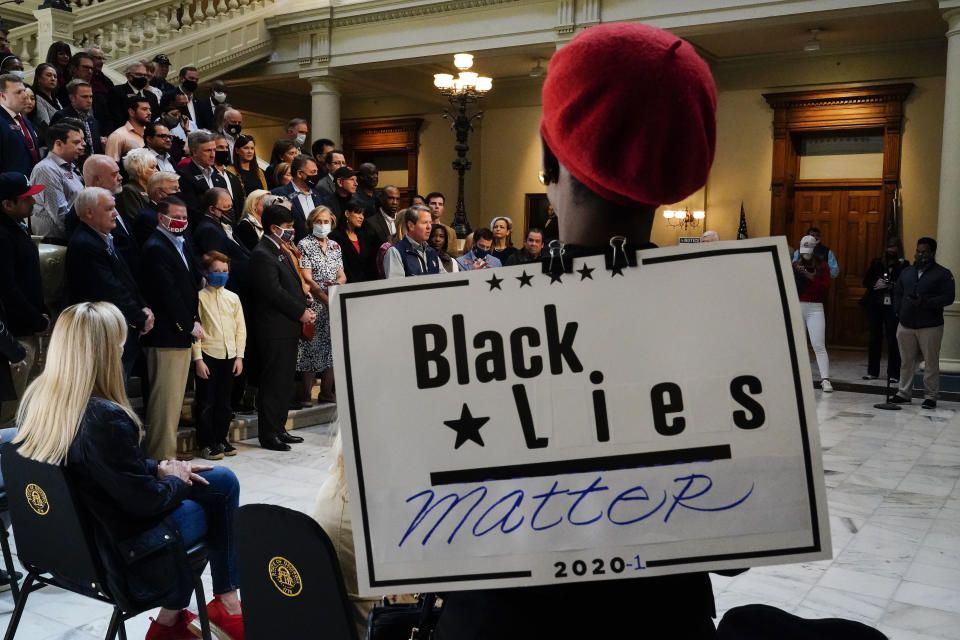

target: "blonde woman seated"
[13,302,244,640]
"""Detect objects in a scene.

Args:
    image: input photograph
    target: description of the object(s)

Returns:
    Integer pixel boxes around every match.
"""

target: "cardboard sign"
[330,237,831,595]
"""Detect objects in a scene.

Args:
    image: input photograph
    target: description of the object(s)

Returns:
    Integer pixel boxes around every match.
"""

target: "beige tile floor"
[1,386,957,639]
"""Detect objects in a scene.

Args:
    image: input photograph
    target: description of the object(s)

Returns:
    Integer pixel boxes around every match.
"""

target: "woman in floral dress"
[296,206,346,403]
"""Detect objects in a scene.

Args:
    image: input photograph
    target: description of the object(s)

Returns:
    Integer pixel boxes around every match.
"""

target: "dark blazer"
[0,300,27,402]
[894,262,956,329]
[315,174,336,200]
[214,167,245,225]
[50,105,106,159]
[270,181,326,243]
[363,209,393,247]
[176,161,214,228]
[65,222,147,332]
[111,215,141,281]
[249,236,307,341]
[133,204,159,247]
[106,84,160,132]
[235,217,262,252]
[0,213,46,336]
[328,227,377,283]
[0,107,40,175]
[140,230,202,348]
[191,215,251,299]
[163,89,213,130]
[66,397,194,612]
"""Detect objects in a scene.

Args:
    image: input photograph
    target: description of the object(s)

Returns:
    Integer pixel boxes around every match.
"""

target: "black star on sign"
[610,264,625,277]
[577,264,595,281]
[549,271,563,284]
[444,403,490,449]
[486,274,503,291]
[516,271,534,288]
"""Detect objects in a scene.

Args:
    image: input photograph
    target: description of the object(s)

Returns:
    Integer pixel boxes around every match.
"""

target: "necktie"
[105,235,116,257]
[78,113,94,152]
[15,114,39,162]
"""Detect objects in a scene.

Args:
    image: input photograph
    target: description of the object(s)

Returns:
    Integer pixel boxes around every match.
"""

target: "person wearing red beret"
[433,22,720,639]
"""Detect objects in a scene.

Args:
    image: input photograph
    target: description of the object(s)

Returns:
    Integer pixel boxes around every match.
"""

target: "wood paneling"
[341,118,423,206]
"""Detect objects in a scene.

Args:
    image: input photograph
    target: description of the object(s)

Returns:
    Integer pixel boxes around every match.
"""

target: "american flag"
[736,202,748,239]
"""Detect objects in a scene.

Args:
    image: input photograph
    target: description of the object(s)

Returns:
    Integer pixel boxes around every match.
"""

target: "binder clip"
[542,240,573,280]
[605,236,638,276]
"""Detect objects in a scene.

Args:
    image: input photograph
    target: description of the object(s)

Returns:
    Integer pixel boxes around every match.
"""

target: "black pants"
[256,336,297,442]
[866,305,900,378]
[194,353,236,449]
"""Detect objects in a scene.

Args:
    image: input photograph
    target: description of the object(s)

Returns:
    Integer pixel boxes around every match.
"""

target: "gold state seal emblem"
[25,483,49,515]
[268,556,302,596]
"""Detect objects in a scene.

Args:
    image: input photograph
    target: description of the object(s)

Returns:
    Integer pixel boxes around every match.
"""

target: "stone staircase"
[5,0,278,83]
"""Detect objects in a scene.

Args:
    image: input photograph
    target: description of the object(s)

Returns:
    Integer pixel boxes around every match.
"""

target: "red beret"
[541,23,717,207]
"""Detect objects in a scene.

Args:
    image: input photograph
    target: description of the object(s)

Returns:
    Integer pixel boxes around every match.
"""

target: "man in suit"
[150,54,177,96]
[106,62,160,133]
[177,129,225,227]
[315,148,346,199]
[58,52,112,136]
[212,133,245,220]
[133,170,181,246]
[249,205,316,451]
[66,186,154,381]
[52,79,105,163]
[364,184,399,246]
[0,74,40,175]
[0,173,48,426]
[140,196,203,460]
[192,188,250,298]
[325,166,360,224]
[164,66,213,130]
[270,153,326,242]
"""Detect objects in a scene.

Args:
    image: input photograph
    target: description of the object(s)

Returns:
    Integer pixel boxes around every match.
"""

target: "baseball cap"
[798,235,817,256]
[153,54,171,65]
[0,172,44,200]
[333,167,358,180]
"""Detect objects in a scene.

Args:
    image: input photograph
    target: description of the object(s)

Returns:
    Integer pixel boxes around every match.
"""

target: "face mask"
[10,70,24,80]
[207,271,229,288]
[914,254,932,268]
[212,91,227,103]
[129,76,148,90]
[215,149,231,166]
[159,212,188,234]
[313,223,331,238]
[181,79,198,93]
[473,246,489,259]
[225,123,241,137]
[275,227,295,243]
[303,173,320,188]
[162,114,179,129]
[295,134,306,146]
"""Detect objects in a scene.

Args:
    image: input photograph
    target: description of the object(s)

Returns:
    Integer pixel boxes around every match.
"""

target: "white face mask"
[212,91,227,103]
[295,134,306,146]
[313,223,331,238]
[10,70,24,80]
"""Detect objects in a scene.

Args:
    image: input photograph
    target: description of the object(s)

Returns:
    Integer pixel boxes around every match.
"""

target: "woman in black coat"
[328,196,378,282]
[13,302,245,640]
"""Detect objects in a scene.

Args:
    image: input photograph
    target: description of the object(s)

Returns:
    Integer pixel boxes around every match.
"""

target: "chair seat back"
[0,444,108,598]
[237,503,358,640]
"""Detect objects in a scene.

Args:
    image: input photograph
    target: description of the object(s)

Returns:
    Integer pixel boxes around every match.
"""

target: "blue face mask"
[473,246,489,259]
[208,271,229,288]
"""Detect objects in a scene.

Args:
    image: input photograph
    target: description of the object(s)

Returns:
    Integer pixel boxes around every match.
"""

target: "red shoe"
[145,610,198,640]
[190,598,244,640]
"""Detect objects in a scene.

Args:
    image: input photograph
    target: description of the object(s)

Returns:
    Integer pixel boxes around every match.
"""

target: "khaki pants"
[144,347,192,460]
[0,335,39,427]
[896,324,944,401]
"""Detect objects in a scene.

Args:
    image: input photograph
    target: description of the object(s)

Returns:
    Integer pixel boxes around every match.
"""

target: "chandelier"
[663,208,705,231]
[433,54,493,98]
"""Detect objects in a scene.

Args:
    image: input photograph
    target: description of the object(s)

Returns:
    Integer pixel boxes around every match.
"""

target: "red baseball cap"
[0,172,45,200]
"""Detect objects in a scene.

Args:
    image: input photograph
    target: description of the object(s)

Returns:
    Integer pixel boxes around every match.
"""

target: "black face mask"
[225,124,242,137]
[215,150,231,166]
[129,76,148,90]
[303,173,320,188]
[161,114,179,129]
[181,79,198,93]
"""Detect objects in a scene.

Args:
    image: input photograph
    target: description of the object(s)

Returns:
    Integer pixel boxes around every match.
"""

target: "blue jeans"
[167,466,240,607]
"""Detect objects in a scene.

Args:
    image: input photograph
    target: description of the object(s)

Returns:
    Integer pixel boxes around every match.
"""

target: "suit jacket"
[191,215,251,299]
[140,230,202,348]
[270,181,326,243]
[214,167,245,225]
[176,161,215,228]
[163,89,214,130]
[65,222,147,332]
[249,236,308,341]
[0,213,46,336]
[363,209,393,247]
[328,227,377,283]
[0,107,40,175]
[106,84,160,132]
[50,105,106,159]
[315,174,336,200]
[111,215,141,281]
[133,204,160,248]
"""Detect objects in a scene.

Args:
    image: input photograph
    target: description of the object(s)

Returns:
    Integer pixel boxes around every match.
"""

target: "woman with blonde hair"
[235,188,269,251]
[14,302,245,640]
[116,147,158,222]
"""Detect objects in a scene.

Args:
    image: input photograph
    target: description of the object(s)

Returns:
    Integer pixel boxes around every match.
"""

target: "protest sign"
[330,237,831,595]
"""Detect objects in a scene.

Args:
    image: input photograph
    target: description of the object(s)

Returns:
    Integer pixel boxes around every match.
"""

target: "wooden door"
[792,186,884,347]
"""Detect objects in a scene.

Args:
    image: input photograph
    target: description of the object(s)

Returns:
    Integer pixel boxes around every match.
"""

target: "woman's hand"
[189,464,212,486]
[159,460,212,486]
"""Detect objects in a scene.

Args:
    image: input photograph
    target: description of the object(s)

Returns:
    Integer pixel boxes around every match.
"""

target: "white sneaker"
[821,379,833,393]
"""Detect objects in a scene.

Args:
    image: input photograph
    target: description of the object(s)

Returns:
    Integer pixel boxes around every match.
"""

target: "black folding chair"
[0,495,21,601]
[0,445,213,640]
[236,503,358,640]
[718,603,888,639]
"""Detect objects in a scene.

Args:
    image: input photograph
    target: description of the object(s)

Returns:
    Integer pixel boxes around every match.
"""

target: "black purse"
[365,593,440,640]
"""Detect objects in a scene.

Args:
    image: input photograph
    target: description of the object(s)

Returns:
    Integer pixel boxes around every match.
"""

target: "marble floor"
[0,390,957,639]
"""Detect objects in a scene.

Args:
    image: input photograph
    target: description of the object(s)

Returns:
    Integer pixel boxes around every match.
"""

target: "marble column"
[937,5,960,373]
[309,75,341,147]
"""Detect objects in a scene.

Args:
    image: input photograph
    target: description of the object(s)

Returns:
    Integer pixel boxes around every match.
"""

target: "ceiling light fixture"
[803,28,822,53]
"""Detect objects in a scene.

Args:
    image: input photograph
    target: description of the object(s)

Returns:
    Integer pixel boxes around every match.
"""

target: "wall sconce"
[663,208,705,231]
